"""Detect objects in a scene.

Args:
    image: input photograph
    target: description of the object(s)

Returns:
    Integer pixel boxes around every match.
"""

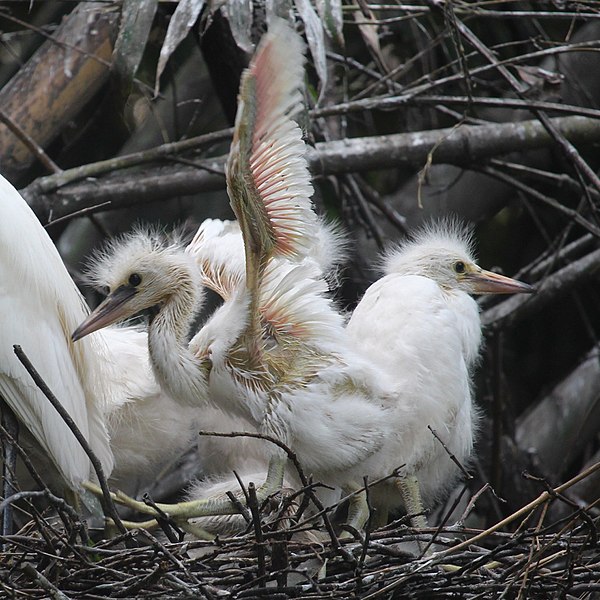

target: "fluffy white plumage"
[98,326,201,494]
[81,228,211,409]
[71,20,534,538]
[346,220,534,515]
[70,21,389,528]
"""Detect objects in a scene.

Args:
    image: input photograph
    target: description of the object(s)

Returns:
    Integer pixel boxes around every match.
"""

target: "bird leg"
[397,474,428,530]
[396,475,429,553]
[83,455,287,522]
[396,476,478,570]
[342,484,370,536]
[370,506,390,530]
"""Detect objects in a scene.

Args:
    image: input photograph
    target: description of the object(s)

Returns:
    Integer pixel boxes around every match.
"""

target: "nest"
[1,477,599,600]
[1,362,599,597]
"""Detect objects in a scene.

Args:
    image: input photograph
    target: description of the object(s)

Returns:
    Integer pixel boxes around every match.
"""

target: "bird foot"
[339,488,370,539]
[82,456,286,526]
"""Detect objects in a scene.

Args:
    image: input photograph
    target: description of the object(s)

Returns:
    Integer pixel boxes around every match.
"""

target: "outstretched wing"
[226,18,316,272]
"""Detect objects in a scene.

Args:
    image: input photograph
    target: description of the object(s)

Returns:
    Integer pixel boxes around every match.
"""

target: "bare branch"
[22,115,600,223]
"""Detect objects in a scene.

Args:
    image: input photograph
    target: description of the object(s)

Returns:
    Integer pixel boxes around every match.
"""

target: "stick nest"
[1,486,599,600]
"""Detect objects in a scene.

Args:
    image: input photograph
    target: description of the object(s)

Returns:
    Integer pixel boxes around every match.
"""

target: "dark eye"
[128,273,142,286]
[454,261,466,274]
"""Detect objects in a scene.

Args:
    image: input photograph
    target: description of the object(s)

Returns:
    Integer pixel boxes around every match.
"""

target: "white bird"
[0,173,202,508]
[345,221,535,528]
[0,173,114,494]
[70,20,392,528]
[71,20,536,541]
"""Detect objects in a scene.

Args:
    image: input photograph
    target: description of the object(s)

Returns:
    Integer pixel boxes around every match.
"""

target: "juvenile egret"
[346,221,535,527]
[71,19,393,527]
[72,20,535,540]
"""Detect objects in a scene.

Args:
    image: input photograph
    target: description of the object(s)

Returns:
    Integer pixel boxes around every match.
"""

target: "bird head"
[383,219,534,296]
[72,229,202,341]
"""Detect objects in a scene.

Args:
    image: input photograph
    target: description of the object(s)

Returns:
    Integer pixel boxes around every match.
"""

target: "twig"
[248,483,266,586]
[427,426,473,480]
[12,345,127,536]
[0,109,61,174]
[196,430,355,563]
[141,494,184,543]
[437,460,600,559]
[482,247,600,330]
[22,563,71,600]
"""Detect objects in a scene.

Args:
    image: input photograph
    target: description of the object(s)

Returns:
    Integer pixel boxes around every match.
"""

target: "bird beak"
[467,268,535,295]
[72,285,138,341]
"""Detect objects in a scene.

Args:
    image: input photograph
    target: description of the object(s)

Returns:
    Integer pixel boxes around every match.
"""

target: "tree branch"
[482,247,600,331]
[21,115,600,223]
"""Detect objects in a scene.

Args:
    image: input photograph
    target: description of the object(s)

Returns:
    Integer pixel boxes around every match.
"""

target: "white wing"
[0,175,113,489]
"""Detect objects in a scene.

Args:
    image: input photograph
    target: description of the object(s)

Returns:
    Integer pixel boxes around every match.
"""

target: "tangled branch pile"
[2,469,599,599]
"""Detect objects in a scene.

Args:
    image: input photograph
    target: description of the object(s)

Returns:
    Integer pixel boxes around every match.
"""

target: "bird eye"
[128,273,142,287]
[454,261,466,274]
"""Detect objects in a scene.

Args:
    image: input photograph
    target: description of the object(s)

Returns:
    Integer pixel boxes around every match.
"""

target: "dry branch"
[21,115,600,223]
[482,247,600,330]
[0,4,119,181]
[1,487,599,599]
[516,345,600,480]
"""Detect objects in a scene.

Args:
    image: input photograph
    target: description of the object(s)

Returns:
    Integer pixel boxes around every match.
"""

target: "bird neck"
[147,274,209,407]
[446,290,483,367]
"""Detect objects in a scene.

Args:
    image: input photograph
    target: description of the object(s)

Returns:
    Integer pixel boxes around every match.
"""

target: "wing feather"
[0,175,113,488]
[227,18,316,264]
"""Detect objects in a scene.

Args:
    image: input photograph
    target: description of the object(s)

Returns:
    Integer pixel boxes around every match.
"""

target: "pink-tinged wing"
[185,219,246,301]
[227,18,316,267]
[259,259,344,346]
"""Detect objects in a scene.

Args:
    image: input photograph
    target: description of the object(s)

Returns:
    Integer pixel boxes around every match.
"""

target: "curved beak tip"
[71,285,138,343]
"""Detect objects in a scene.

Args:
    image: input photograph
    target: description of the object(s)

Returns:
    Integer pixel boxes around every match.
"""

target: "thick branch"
[311,115,600,175]
[0,4,119,181]
[21,115,600,223]
[516,345,600,480]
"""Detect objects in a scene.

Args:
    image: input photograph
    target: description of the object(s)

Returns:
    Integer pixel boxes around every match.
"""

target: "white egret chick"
[346,221,535,528]
[72,19,392,529]
[72,228,210,409]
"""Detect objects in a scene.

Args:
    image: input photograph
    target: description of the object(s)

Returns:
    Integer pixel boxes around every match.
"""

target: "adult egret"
[0,173,114,494]
[346,220,535,528]
[0,173,202,506]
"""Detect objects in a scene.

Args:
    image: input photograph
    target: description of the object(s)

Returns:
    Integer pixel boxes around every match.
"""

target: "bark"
[20,115,600,223]
[516,346,600,481]
[0,4,119,184]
